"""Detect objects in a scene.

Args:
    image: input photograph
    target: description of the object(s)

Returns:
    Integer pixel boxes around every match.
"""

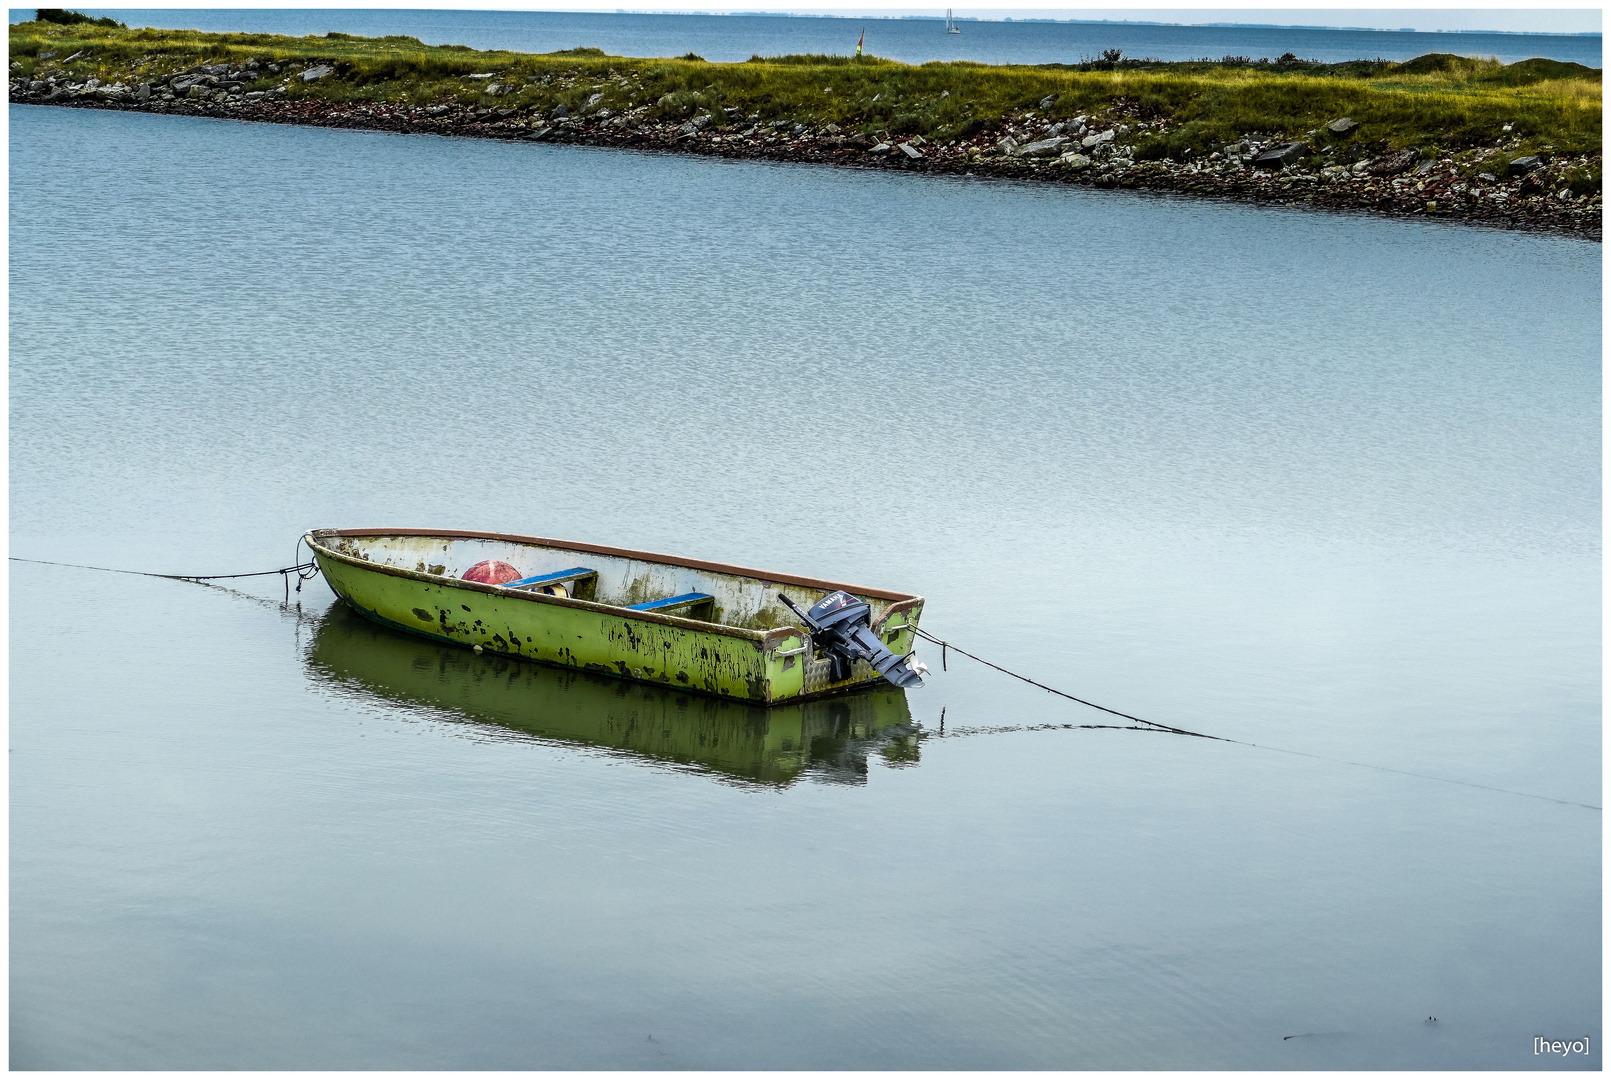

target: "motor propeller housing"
[779,590,924,689]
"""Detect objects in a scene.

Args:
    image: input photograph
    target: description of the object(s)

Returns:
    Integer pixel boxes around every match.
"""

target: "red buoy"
[462,559,522,585]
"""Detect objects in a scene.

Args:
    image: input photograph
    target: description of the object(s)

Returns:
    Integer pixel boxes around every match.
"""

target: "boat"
[304,527,927,705]
[946,9,961,34]
[307,602,921,786]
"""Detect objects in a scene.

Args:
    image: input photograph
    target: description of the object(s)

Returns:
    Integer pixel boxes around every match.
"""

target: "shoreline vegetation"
[9,16,1602,237]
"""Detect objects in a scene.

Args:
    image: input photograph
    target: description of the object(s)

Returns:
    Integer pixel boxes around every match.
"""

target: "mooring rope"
[909,625,1218,740]
[909,625,1599,810]
[9,555,322,602]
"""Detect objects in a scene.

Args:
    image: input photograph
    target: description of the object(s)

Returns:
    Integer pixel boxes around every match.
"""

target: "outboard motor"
[778,590,924,689]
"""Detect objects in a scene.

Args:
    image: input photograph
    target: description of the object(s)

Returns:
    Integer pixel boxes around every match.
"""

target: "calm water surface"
[9,103,1600,1069]
[14,7,1604,65]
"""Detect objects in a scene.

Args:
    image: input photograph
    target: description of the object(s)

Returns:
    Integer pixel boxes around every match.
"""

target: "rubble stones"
[1327,117,1357,134]
[9,64,1597,239]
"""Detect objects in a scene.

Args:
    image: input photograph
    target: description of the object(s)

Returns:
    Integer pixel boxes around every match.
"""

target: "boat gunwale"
[306,528,925,644]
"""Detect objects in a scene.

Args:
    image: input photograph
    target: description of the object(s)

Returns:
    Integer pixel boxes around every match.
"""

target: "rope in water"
[909,625,1219,740]
[9,555,322,602]
[908,624,1599,810]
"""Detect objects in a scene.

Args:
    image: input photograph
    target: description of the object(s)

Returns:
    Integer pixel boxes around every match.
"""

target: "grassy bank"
[9,17,1601,168]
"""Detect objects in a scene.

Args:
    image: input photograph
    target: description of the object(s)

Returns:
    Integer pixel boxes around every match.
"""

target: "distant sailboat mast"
[946,8,961,33]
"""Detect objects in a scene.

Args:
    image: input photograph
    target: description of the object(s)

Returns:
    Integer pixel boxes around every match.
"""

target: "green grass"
[9,19,1601,159]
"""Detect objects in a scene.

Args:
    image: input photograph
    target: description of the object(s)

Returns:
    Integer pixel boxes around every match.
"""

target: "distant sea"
[19,8,1603,66]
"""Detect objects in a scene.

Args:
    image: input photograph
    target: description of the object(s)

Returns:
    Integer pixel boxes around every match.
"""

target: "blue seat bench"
[501,566,597,596]
[626,592,714,617]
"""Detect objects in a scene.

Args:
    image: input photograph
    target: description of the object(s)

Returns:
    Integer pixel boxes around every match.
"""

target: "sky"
[17,3,1602,35]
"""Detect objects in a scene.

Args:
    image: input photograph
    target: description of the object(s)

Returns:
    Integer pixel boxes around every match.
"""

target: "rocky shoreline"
[11,61,1602,239]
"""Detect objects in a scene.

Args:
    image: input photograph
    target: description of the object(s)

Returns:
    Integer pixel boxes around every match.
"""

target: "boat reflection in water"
[306,603,922,786]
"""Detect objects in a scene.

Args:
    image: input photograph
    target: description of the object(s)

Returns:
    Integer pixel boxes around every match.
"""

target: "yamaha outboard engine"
[778,590,924,689]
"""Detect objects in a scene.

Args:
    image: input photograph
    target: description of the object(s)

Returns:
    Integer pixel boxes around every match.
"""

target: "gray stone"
[1327,116,1357,135]
[1081,129,1115,148]
[549,103,569,118]
[585,91,604,109]
[909,134,927,147]
[1059,152,1092,170]
[1017,136,1068,158]
[1253,141,1309,167]
[1414,158,1436,175]
[527,126,552,141]
[898,141,923,159]
[1367,148,1417,175]
[824,122,841,135]
[791,122,805,135]
[300,64,333,82]
[996,135,1018,155]
[29,80,45,93]
[63,50,84,62]
[187,84,211,99]
[869,141,892,155]
[1509,155,1542,173]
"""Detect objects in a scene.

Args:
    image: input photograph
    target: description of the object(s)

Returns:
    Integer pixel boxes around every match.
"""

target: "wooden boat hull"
[305,528,925,705]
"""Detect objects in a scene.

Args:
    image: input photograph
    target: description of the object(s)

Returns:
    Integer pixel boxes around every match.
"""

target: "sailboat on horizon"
[946,8,961,33]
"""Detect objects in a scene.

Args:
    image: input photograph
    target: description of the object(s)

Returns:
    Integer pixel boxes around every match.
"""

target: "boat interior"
[311,530,916,633]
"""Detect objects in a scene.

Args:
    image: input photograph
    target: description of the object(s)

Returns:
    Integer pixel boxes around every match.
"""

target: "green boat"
[306,602,921,787]
[305,527,927,705]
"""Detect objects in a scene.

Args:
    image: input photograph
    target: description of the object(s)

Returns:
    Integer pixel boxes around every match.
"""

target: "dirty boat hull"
[306,529,925,705]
